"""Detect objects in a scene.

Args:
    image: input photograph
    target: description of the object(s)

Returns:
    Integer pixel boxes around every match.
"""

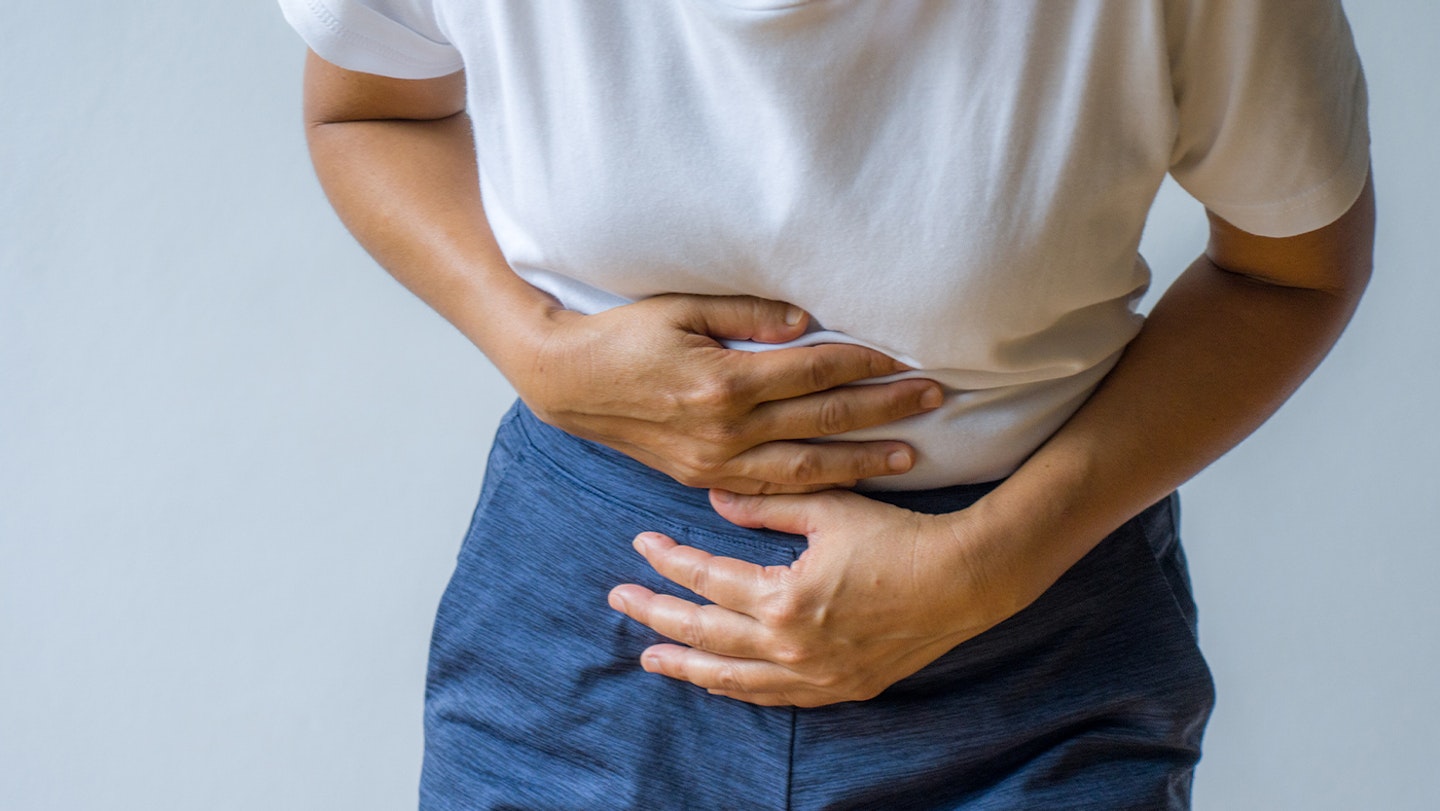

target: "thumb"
[709,489,845,537]
[669,295,809,344]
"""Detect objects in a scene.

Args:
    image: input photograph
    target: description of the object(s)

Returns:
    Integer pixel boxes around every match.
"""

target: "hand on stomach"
[513,293,944,494]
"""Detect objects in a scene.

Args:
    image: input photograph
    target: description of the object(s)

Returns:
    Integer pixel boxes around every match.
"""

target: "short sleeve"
[1166,0,1370,237]
[278,0,463,80]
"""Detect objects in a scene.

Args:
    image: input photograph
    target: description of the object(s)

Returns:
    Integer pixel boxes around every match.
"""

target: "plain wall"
[2,3,1436,809]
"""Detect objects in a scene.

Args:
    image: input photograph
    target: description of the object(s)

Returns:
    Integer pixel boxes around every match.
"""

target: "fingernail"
[887,450,912,472]
[607,589,628,612]
[641,652,661,672]
[633,534,656,554]
[920,387,943,409]
[712,489,735,504]
[784,306,804,326]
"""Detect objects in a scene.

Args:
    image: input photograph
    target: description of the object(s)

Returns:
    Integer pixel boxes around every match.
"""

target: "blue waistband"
[503,400,1004,526]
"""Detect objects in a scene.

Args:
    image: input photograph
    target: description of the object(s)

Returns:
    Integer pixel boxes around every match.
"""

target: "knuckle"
[687,375,742,413]
[714,663,745,693]
[676,450,706,475]
[756,480,785,496]
[677,612,708,650]
[804,352,843,392]
[674,450,724,485]
[782,449,823,484]
[869,350,899,378]
[669,462,707,488]
[701,416,745,446]
[772,641,811,668]
[749,297,773,328]
[687,562,711,597]
[813,396,853,436]
[757,603,789,627]
[758,594,803,628]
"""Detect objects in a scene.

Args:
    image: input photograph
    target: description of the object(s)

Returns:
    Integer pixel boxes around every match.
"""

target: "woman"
[281,2,1373,807]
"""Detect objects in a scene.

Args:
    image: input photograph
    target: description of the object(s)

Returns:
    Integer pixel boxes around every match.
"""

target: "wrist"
[480,297,579,403]
[941,457,1112,621]
[449,262,573,375]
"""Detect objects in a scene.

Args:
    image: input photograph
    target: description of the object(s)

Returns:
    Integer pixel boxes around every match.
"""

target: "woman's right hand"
[512,294,943,494]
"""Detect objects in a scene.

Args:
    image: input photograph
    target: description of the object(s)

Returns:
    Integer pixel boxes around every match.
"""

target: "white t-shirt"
[281,0,1370,489]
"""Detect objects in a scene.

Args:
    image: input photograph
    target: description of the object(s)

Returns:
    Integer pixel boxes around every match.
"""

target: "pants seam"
[785,706,798,811]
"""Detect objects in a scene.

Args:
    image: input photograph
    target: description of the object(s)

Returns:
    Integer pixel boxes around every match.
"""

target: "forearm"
[305,107,562,377]
[964,193,1374,612]
[299,54,942,493]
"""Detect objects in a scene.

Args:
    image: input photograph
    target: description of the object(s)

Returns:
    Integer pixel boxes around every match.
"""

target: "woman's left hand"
[607,489,1026,707]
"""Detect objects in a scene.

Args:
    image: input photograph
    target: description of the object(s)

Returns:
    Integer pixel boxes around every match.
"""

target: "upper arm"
[303,49,466,127]
[1205,172,1376,297]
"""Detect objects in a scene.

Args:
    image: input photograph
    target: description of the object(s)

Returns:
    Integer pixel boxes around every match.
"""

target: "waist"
[504,400,1004,519]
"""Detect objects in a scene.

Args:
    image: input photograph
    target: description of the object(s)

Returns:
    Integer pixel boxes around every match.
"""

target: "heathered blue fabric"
[420,402,1214,809]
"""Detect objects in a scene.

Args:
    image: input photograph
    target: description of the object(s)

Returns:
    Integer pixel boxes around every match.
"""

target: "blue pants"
[420,402,1214,809]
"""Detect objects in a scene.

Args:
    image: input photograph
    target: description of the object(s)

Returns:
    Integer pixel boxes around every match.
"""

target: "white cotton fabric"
[280,0,1370,489]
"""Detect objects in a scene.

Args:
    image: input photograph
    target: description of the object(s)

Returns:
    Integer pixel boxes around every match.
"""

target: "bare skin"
[302,53,942,495]
[611,181,1375,706]
[301,52,1375,708]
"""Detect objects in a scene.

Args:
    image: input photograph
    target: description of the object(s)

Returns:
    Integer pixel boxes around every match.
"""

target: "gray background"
[2,3,1435,809]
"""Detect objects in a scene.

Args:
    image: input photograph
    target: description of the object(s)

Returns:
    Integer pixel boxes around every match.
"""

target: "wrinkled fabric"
[421,402,1214,810]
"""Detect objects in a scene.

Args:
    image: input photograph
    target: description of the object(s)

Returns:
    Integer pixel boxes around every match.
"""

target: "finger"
[723,479,859,496]
[607,585,773,660]
[751,377,944,439]
[724,439,916,486]
[628,532,778,613]
[621,440,865,494]
[663,294,810,344]
[639,643,803,695]
[730,342,914,402]
[709,489,861,536]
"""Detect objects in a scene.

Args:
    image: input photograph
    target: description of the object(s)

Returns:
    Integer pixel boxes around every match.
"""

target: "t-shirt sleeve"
[278,0,463,80]
[1166,0,1370,237]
